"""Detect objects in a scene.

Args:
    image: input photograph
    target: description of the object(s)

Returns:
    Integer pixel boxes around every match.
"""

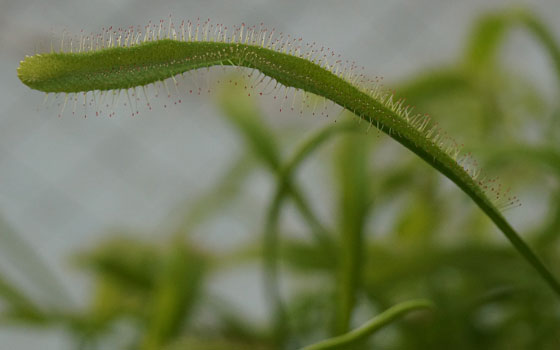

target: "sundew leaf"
[16,19,560,296]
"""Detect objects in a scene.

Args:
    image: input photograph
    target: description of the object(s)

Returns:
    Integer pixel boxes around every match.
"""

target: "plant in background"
[2,6,559,350]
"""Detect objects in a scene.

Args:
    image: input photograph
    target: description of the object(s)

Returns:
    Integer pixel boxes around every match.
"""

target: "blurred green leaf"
[465,13,511,71]
[0,215,72,308]
[465,8,560,84]
[217,77,281,171]
[333,133,372,335]
[75,236,159,291]
[0,274,48,326]
[174,154,255,236]
[142,241,206,350]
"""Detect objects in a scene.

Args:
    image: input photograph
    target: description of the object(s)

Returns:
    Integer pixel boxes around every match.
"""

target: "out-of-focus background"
[1,0,560,349]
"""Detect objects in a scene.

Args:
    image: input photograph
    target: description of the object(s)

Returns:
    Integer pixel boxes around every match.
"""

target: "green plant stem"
[409,139,560,297]
[486,210,560,295]
[262,122,359,345]
[263,182,290,346]
[333,133,371,335]
[300,299,433,350]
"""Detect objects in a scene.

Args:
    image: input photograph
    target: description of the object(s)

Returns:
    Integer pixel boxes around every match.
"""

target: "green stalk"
[300,299,433,350]
[263,123,359,344]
